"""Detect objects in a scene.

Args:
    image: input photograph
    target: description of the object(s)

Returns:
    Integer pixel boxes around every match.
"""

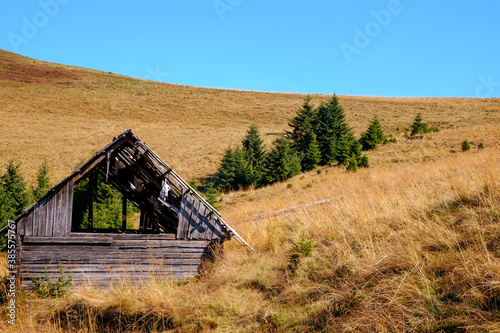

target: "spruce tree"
[287,96,316,152]
[188,177,198,191]
[0,161,30,222]
[462,140,471,151]
[347,154,358,172]
[313,95,351,165]
[333,132,363,167]
[241,124,265,182]
[333,134,352,166]
[234,147,254,188]
[241,124,265,169]
[359,155,370,168]
[214,147,254,192]
[301,129,321,171]
[73,172,138,230]
[214,148,238,192]
[32,159,52,201]
[204,181,221,210]
[410,113,429,135]
[259,137,301,186]
[349,135,363,164]
[359,115,386,150]
[0,182,15,229]
[90,178,123,229]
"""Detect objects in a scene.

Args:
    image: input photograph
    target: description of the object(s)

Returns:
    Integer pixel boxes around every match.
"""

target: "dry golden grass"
[1,50,500,332]
[1,49,499,185]
[0,149,499,332]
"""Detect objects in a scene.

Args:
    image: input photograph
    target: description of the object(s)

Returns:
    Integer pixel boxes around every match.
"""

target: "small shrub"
[188,176,198,191]
[316,169,322,174]
[346,155,358,172]
[287,183,293,189]
[204,181,221,209]
[359,155,370,168]
[288,235,314,274]
[478,142,484,150]
[410,113,438,135]
[462,140,471,151]
[383,134,397,144]
[411,113,428,135]
[31,263,72,298]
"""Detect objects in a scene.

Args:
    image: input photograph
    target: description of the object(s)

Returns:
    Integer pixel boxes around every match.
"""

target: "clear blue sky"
[1,0,499,97]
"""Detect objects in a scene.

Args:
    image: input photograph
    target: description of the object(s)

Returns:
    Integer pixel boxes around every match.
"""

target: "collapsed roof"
[10,130,252,250]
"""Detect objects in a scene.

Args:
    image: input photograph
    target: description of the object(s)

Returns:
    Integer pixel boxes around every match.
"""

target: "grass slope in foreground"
[1,150,500,332]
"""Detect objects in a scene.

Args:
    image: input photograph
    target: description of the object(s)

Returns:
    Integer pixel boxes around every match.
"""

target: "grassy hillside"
[1,151,499,332]
[1,49,499,184]
[1,50,500,332]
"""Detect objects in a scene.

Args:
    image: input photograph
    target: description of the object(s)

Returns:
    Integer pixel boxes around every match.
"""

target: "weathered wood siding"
[177,192,226,241]
[18,234,214,287]
[17,180,74,238]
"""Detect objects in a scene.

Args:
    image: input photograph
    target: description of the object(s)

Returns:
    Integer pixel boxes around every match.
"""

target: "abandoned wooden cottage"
[9,130,251,287]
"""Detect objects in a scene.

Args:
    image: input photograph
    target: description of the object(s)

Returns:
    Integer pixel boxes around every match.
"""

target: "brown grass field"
[1,49,500,332]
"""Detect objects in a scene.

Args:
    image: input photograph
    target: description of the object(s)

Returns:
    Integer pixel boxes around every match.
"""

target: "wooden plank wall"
[18,235,213,287]
[17,180,74,238]
[177,192,226,241]
[176,190,191,239]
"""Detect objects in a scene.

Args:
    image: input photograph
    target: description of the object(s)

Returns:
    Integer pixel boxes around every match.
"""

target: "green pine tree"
[333,134,352,166]
[0,182,15,229]
[301,129,321,171]
[234,147,255,188]
[347,154,358,172]
[214,148,239,192]
[350,135,362,163]
[32,159,52,201]
[204,180,221,210]
[287,96,316,152]
[241,124,265,182]
[410,113,429,135]
[462,140,471,151]
[0,161,30,228]
[259,137,301,186]
[359,154,370,168]
[188,176,198,191]
[241,124,265,170]
[359,115,386,150]
[313,95,351,165]
[333,131,364,167]
[73,172,138,230]
[214,147,254,192]
[88,179,123,229]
